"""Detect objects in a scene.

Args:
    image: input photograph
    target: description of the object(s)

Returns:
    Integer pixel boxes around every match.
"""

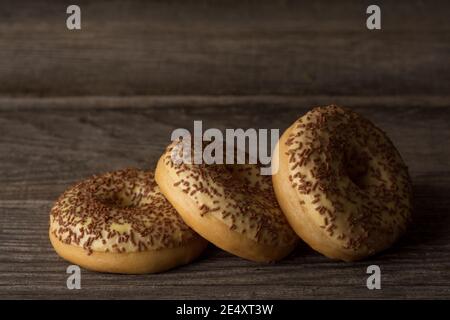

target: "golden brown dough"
[49,168,207,274]
[272,105,412,261]
[155,141,298,262]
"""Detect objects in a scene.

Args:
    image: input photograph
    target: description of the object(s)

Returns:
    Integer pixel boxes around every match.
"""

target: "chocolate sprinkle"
[49,168,198,254]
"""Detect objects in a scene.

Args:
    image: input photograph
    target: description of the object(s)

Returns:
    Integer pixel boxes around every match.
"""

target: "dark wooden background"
[0,0,449,299]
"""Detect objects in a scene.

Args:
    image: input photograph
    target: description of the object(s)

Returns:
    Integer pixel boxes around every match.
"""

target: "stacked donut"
[49,105,412,273]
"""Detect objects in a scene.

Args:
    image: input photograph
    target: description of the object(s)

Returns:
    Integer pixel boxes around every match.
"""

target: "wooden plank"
[0,0,449,96]
[0,96,449,298]
[0,189,449,299]
[0,96,449,200]
[1,95,450,111]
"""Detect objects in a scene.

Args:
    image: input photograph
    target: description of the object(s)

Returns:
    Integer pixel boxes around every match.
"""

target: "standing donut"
[49,168,208,274]
[155,141,299,262]
[272,105,412,261]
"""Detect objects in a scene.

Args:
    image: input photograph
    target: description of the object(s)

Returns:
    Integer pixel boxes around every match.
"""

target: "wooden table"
[0,0,449,299]
[0,96,449,299]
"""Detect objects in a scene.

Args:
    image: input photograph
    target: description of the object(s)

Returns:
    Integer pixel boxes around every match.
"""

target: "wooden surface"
[0,0,449,96]
[0,96,449,299]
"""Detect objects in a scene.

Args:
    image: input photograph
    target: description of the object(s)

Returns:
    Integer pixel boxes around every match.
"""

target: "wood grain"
[0,0,449,97]
[0,96,449,299]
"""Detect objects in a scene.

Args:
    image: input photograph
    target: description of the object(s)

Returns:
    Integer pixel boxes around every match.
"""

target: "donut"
[49,168,207,274]
[272,105,412,261]
[155,141,299,262]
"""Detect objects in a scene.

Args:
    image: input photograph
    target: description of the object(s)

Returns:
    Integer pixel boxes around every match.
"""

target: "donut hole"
[95,189,144,208]
[344,149,370,190]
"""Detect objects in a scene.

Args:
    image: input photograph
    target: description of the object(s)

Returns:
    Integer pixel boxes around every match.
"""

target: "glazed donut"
[272,105,412,261]
[49,168,207,274]
[155,141,298,262]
